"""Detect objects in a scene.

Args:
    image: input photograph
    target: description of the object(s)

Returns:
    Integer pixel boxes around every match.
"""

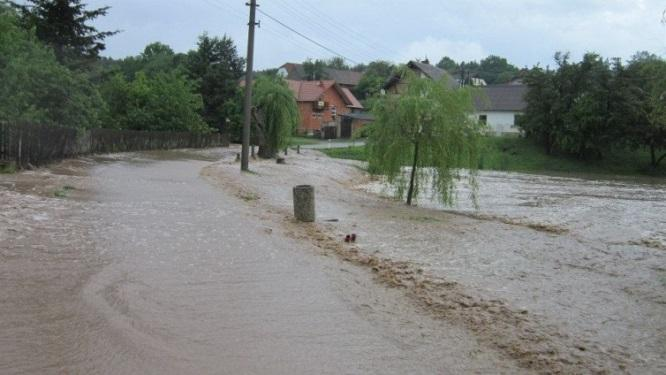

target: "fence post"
[17,130,22,167]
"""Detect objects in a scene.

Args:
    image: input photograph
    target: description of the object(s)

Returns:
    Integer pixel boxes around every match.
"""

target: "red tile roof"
[286,80,336,102]
[337,86,363,109]
[286,80,363,109]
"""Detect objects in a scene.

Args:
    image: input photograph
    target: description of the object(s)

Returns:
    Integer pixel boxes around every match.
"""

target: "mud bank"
[205,146,666,374]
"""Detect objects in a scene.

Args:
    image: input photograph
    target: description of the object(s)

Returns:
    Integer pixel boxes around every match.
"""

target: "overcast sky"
[86,0,666,69]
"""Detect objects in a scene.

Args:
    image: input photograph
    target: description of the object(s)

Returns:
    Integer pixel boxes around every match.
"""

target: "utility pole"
[241,0,258,171]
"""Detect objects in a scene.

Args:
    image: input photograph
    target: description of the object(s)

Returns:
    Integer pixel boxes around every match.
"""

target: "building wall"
[477,111,521,135]
[296,86,351,135]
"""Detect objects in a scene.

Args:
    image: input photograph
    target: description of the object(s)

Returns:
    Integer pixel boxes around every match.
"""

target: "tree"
[10,0,118,68]
[0,3,105,129]
[100,71,209,133]
[186,33,245,133]
[353,60,395,100]
[325,56,350,70]
[367,69,482,206]
[302,58,327,80]
[250,76,299,159]
[518,66,559,154]
[436,56,457,72]
[478,55,519,84]
[626,54,666,167]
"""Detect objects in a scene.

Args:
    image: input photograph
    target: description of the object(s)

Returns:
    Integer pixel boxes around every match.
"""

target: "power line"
[287,0,402,59]
[256,8,359,65]
[269,0,376,62]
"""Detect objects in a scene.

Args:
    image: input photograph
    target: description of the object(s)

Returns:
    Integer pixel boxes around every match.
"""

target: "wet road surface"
[1,151,520,374]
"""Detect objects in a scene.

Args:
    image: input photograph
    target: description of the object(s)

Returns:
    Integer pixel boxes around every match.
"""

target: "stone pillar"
[293,185,315,222]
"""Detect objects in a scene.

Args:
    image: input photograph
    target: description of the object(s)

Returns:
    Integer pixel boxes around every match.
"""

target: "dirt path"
[205,146,666,374]
[0,150,523,374]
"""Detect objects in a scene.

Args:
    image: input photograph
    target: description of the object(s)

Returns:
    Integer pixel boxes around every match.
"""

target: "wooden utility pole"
[241,0,258,171]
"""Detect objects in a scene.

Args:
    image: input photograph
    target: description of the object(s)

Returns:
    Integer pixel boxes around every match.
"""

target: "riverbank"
[321,137,666,178]
[207,146,665,373]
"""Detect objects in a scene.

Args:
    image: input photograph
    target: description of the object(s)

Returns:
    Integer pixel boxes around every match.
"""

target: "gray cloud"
[89,0,666,68]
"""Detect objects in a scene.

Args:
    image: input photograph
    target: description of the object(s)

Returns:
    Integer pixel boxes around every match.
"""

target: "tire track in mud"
[202,163,630,375]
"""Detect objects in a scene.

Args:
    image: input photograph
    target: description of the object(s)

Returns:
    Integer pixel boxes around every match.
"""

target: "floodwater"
[361,169,666,372]
[0,150,523,374]
[207,148,666,373]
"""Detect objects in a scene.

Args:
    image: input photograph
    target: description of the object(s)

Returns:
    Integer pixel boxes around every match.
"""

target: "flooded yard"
[208,147,666,373]
[0,150,523,374]
[2,147,664,373]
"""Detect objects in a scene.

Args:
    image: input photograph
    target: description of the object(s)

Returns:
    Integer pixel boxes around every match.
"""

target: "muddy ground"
[1,146,664,374]
[1,150,524,374]
[205,146,666,374]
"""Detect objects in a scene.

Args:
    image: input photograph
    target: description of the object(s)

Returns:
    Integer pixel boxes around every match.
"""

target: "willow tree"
[367,70,482,206]
[251,76,299,158]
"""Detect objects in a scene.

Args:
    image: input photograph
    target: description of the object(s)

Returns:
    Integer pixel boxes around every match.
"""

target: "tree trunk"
[651,144,656,167]
[257,144,275,159]
[406,140,419,206]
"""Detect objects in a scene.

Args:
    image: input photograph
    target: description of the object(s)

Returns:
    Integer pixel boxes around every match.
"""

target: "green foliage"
[322,138,666,177]
[625,53,666,167]
[302,58,328,80]
[186,33,245,133]
[10,0,118,68]
[320,146,367,161]
[252,76,299,158]
[353,60,395,100]
[367,70,483,206]
[100,71,209,132]
[520,52,666,167]
[0,4,105,129]
[436,55,520,84]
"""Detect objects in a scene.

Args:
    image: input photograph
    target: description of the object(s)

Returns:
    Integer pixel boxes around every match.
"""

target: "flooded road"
[0,150,521,374]
[207,147,666,374]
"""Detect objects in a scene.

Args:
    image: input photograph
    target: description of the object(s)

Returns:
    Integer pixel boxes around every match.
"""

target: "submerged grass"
[53,185,75,198]
[321,137,666,178]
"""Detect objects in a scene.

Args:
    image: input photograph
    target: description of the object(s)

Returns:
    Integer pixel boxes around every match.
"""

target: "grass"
[288,136,321,146]
[53,185,75,198]
[320,137,666,178]
[0,162,17,174]
[320,146,367,161]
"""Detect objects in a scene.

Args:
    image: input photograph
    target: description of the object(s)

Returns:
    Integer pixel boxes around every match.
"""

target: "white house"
[383,61,527,136]
[473,84,527,136]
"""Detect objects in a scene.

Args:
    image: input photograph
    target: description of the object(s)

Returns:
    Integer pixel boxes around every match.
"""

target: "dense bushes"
[0,4,106,129]
[519,52,666,167]
[0,1,247,136]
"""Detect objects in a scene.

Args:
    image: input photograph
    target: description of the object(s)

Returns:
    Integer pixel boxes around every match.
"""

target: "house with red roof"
[286,79,364,138]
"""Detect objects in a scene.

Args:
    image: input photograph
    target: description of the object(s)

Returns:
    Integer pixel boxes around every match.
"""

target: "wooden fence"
[0,122,229,168]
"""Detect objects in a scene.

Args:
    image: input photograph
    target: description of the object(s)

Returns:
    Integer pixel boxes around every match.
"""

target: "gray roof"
[341,112,374,121]
[280,63,363,86]
[474,84,528,112]
[384,60,458,89]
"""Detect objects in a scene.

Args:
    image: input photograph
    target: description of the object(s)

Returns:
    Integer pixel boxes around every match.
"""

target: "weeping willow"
[367,69,483,206]
[251,76,299,159]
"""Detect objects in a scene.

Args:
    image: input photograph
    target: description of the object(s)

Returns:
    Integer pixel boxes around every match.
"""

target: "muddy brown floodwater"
[1,149,525,374]
[206,146,666,374]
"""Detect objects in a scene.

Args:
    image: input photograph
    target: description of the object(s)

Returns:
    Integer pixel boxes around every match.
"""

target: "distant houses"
[383,60,527,135]
[277,63,363,89]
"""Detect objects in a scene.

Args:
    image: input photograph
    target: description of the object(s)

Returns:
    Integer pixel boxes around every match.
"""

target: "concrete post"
[293,185,315,222]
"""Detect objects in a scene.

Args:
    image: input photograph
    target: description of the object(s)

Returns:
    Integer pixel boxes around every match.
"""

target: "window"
[513,114,523,127]
[479,114,487,124]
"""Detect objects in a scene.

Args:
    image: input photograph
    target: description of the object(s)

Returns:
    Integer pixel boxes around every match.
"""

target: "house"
[286,79,364,138]
[473,84,527,135]
[383,60,458,94]
[383,60,527,136]
[278,63,363,89]
[340,112,374,138]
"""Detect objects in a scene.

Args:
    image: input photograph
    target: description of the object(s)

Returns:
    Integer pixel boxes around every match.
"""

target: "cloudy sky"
[86,0,666,69]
